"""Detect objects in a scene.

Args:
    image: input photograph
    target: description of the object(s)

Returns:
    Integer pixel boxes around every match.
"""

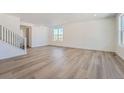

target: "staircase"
[0,25,27,59]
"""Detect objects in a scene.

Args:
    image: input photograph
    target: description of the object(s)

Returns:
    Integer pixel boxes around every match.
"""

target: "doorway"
[20,25,32,48]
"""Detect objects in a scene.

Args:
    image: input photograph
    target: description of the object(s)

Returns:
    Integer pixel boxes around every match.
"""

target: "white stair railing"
[0,25,27,52]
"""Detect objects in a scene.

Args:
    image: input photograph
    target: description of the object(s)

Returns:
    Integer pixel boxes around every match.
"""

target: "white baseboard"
[116,52,124,60]
[49,44,115,52]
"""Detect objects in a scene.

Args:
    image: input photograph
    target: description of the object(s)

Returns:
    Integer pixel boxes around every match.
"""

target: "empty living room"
[1,0,124,93]
[0,13,124,79]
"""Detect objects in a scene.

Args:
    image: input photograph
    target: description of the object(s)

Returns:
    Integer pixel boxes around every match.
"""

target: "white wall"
[31,25,49,47]
[0,40,25,60]
[0,14,21,35]
[49,17,116,52]
[116,14,124,60]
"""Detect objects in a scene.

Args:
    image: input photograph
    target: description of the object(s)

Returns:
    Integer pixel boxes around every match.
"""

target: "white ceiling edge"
[7,13,117,27]
[56,16,116,26]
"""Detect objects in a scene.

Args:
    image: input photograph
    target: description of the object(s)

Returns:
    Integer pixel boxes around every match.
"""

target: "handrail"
[0,25,27,52]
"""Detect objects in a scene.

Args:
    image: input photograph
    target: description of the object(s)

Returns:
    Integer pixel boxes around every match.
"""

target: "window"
[120,15,124,46]
[53,27,63,41]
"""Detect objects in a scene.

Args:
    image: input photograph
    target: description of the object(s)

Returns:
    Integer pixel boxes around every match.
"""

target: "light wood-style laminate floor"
[0,46,124,79]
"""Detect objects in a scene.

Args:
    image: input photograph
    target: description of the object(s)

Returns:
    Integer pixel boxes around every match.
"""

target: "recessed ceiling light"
[94,14,97,16]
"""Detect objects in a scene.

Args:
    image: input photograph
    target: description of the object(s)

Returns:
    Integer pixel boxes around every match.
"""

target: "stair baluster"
[0,25,27,52]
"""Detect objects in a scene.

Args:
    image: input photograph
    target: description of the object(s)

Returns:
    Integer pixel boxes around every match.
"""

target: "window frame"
[119,14,124,47]
[52,27,64,42]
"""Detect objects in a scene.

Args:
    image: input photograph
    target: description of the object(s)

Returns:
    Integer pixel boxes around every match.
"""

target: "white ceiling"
[9,13,116,27]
